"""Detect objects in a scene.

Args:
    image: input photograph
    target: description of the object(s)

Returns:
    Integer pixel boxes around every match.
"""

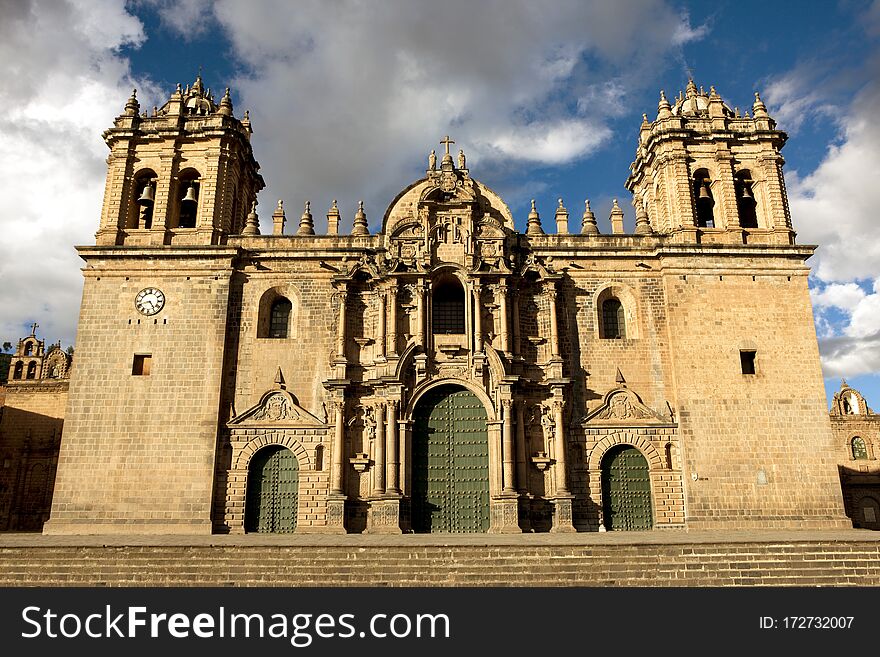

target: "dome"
[670,80,734,118]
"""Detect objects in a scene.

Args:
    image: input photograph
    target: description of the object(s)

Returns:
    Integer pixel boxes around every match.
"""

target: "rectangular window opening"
[132,354,152,376]
[740,350,756,375]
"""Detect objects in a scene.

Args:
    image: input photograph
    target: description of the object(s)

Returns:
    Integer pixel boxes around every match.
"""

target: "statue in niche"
[363,405,376,443]
[540,403,555,446]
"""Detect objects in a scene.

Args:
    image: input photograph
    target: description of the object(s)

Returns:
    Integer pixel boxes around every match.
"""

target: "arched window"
[432,276,465,334]
[176,169,200,229]
[693,169,715,228]
[24,342,33,356]
[665,443,674,470]
[26,361,37,379]
[735,170,758,228]
[601,298,626,339]
[132,170,156,229]
[269,298,292,338]
[13,361,23,379]
[851,436,868,460]
[314,444,325,471]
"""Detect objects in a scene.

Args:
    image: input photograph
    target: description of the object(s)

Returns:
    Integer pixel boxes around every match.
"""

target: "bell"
[698,180,711,200]
[740,184,753,200]
[137,182,154,206]
[181,183,198,205]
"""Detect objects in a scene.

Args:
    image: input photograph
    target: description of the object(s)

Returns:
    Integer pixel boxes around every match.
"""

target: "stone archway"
[244,445,300,533]
[411,384,489,533]
[600,445,653,531]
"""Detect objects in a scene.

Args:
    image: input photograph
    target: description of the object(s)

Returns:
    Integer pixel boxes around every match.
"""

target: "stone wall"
[0,381,66,531]
[664,266,847,528]
[44,250,236,534]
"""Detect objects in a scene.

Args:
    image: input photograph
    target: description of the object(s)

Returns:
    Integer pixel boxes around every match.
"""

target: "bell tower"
[96,76,264,246]
[626,80,793,244]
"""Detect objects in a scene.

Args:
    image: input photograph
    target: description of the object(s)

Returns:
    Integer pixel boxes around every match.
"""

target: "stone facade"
[0,327,70,531]
[37,76,851,535]
[830,381,880,530]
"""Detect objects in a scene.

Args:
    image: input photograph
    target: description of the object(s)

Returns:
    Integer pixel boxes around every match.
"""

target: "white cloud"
[484,120,612,165]
[140,0,215,39]
[811,278,880,377]
[810,282,866,312]
[196,0,709,230]
[762,70,837,134]
[789,82,880,283]
[0,0,147,347]
[671,11,711,46]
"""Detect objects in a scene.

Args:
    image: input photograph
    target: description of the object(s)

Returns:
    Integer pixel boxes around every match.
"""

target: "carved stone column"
[498,280,509,354]
[330,400,346,495]
[502,399,515,494]
[551,397,575,533]
[552,398,569,496]
[547,283,560,360]
[515,399,527,494]
[473,280,483,353]
[387,282,398,357]
[372,401,386,496]
[386,400,400,494]
[368,398,402,534]
[512,286,521,359]
[335,282,348,360]
[325,398,348,533]
[377,291,386,359]
[491,397,522,533]
[416,280,426,347]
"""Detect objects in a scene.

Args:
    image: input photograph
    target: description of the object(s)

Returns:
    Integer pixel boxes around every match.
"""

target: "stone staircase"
[2,538,880,586]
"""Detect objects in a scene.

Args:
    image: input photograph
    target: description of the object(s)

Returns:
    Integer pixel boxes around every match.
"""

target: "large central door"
[412,385,489,533]
[601,445,653,531]
[245,445,299,533]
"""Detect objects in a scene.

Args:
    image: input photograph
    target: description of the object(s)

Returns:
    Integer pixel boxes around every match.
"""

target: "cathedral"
[3,75,859,535]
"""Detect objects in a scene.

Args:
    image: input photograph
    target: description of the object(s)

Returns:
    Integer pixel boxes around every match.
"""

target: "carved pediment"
[340,253,381,280]
[519,252,558,279]
[228,389,326,427]
[581,387,672,425]
[476,214,505,237]
[391,220,424,240]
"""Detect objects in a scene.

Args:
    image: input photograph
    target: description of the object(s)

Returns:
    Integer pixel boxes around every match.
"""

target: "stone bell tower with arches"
[626,80,792,243]
[45,76,264,535]
[94,75,264,247]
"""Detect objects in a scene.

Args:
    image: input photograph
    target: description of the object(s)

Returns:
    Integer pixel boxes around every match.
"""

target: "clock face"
[135,287,165,316]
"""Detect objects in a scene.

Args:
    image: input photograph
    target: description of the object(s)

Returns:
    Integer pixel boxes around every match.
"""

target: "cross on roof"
[440,135,455,156]
[30,322,38,335]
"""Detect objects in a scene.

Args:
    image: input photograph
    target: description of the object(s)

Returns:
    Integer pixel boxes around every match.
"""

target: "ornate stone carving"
[326,498,346,528]
[362,405,376,441]
[539,403,555,447]
[252,393,299,421]
[582,387,670,425]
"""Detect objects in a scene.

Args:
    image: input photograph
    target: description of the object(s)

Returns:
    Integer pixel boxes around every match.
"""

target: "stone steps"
[2,542,879,586]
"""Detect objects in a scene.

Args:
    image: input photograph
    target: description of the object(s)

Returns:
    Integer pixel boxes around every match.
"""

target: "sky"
[1,0,879,409]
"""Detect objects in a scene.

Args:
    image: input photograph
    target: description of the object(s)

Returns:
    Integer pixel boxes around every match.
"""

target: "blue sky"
[2,0,880,409]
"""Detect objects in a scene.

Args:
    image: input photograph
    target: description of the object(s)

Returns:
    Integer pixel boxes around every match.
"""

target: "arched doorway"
[601,445,653,531]
[412,385,489,533]
[245,445,299,533]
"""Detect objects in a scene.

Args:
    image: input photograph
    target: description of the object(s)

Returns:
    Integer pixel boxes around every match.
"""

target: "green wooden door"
[412,386,489,533]
[245,445,299,533]
[601,445,653,531]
